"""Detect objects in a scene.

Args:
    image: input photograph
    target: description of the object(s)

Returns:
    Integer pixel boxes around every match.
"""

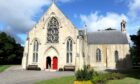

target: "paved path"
[0,65,74,84]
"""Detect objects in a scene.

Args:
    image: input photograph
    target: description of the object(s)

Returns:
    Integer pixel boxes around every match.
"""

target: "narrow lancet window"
[66,39,73,63]
[33,40,39,62]
[115,50,119,62]
[96,48,101,62]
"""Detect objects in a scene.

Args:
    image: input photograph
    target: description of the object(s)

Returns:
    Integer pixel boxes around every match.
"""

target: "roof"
[87,30,129,44]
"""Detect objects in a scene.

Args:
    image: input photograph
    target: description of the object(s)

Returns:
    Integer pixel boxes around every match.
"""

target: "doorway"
[46,57,51,69]
[53,57,58,70]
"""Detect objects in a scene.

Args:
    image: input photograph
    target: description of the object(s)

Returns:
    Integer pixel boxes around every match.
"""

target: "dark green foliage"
[105,28,116,31]
[130,29,140,66]
[92,73,106,84]
[75,65,93,81]
[0,32,23,64]
[59,68,63,71]
[92,72,124,84]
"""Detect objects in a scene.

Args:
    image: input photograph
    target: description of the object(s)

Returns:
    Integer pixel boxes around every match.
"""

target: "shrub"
[92,72,125,84]
[75,65,93,81]
[92,72,107,84]
[59,68,63,71]
[109,72,124,80]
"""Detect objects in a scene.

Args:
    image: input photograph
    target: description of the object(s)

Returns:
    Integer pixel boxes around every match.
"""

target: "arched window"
[33,40,39,63]
[66,39,73,63]
[47,17,59,43]
[96,48,101,62]
[115,50,119,62]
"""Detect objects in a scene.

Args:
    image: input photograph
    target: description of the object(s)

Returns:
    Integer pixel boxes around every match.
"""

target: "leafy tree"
[105,28,116,31]
[130,29,140,65]
[0,32,23,64]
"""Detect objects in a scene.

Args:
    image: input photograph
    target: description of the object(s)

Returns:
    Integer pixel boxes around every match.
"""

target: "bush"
[92,73,107,84]
[75,65,93,81]
[92,76,106,84]
[59,68,63,71]
[92,72,125,84]
[109,72,124,80]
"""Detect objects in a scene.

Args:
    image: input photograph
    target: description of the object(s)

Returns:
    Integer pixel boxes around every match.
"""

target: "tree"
[130,29,140,65]
[105,28,116,31]
[0,32,23,64]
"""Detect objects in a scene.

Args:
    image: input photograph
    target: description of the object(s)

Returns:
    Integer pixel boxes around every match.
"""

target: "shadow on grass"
[105,69,140,80]
[106,54,140,80]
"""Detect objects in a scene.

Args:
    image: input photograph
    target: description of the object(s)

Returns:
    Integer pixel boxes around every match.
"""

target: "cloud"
[0,0,74,44]
[0,0,52,33]
[80,12,128,31]
[0,0,52,44]
[128,0,140,18]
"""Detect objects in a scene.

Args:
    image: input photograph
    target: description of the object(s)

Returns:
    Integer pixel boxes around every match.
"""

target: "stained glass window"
[47,17,59,43]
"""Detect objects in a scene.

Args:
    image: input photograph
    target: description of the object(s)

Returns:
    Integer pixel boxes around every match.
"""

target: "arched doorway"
[46,57,51,69]
[53,57,58,70]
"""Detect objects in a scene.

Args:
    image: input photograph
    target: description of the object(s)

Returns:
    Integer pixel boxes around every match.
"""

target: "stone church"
[22,2,131,71]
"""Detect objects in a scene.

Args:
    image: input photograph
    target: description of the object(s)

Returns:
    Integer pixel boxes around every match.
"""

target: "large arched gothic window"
[115,50,119,62]
[66,39,73,63]
[96,48,101,62]
[47,17,59,43]
[33,40,39,63]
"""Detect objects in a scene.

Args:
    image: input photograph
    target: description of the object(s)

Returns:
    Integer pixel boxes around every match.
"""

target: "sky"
[0,0,140,45]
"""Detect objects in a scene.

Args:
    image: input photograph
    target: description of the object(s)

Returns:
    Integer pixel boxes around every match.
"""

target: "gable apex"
[38,2,76,30]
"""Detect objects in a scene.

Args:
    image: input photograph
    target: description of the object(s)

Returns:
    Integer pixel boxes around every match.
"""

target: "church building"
[22,2,131,71]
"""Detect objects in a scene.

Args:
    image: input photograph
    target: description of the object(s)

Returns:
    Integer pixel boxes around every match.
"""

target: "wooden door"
[53,57,58,70]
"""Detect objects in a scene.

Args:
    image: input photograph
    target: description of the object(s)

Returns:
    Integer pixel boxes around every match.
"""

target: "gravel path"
[0,65,74,84]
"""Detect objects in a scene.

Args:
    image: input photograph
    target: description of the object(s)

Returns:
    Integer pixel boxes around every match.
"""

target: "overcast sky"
[0,0,140,45]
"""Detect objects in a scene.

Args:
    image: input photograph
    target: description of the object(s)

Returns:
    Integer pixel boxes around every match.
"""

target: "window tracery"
[47,17,59,43]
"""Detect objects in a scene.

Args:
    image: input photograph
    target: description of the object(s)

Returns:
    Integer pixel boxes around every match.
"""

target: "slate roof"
[87,30,129,44]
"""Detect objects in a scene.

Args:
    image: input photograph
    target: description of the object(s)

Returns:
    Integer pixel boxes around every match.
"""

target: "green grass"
[0,65,11,73]
[35,69,140,84]
[35,76,140,84]
[107,69,140,84]
[35,76,75,84]
[108,77,140,84]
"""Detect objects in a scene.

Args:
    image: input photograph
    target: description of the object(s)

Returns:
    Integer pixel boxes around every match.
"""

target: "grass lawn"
[107,69,140,84]
[36,76,140,84]
[108,77,140,84]
[35,69,140,84]
[35,76,75,84]
[0,65,11,73]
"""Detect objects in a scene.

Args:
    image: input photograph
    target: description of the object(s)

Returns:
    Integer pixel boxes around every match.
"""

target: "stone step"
[45,69,57,72]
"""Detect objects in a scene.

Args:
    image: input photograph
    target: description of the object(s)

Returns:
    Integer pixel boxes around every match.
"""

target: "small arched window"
[115,50,119,62]
[66,39,73,63]
[96,48,101,62]
[47,17,59,43]
[33,40,39,63]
